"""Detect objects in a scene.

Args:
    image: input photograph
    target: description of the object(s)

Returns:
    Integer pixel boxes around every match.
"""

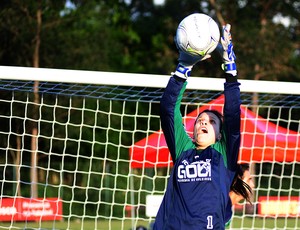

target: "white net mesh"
[0,67,299,229]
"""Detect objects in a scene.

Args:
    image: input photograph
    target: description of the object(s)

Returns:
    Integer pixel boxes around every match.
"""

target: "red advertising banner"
[0,197,62,221]
[258,196,300,217]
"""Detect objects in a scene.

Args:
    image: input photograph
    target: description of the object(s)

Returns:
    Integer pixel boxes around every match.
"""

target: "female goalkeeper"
[153,24,241,230]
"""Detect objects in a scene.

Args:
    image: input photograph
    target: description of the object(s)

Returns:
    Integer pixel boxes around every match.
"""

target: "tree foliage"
[0,0,299,80]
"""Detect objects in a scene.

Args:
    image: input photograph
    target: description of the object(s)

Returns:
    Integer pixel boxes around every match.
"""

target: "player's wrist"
[222,61,237,76]
[173,64,192,79]
[225,73,238,82]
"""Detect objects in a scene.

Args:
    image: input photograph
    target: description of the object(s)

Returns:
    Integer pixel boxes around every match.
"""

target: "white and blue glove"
[174,37,211,79]
[219,24,237,76]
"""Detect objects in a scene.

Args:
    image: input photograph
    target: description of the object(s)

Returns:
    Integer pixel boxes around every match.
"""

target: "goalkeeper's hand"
[178,50,211,68]
[173,36,211,79]
[219,24,237,76]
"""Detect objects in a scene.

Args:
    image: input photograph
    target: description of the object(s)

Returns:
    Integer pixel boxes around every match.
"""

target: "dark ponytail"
[231,164,253,204]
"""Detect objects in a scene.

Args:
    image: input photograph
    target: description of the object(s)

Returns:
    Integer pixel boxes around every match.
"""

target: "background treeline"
[1,0,299,80]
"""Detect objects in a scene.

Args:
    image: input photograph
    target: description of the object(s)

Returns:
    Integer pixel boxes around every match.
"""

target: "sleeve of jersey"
[223,76,241,171]
[160,76,194,162]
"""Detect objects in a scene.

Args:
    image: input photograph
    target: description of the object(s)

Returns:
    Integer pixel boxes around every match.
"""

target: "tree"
[0,0,68,198]
[215,0,299,82]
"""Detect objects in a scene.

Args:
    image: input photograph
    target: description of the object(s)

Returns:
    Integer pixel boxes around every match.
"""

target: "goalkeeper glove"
[177,50,211,68]
[174,36,211,79]
[219,24,237,76]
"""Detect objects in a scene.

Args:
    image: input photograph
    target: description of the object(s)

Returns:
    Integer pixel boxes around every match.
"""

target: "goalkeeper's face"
[193,111,222,149]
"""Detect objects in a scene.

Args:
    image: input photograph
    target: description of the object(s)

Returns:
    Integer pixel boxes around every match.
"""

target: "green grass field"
[230,216,300,229]
[0,218,299,229]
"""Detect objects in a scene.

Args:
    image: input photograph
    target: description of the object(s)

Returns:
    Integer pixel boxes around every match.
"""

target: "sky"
[124,0,166,6]
[153,0,165,5]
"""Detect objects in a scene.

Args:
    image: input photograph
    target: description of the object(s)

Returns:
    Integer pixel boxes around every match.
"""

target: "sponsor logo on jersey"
[177,159,211,182]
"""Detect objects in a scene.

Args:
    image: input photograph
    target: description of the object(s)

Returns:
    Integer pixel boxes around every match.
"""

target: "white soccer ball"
[175,13,220,56]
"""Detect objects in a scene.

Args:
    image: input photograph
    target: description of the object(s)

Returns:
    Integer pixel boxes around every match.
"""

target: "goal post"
[0,65,299,93]
[0,65,299,230]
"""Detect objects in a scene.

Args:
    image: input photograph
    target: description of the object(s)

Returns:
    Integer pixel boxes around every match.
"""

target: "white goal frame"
[0,66,299,94]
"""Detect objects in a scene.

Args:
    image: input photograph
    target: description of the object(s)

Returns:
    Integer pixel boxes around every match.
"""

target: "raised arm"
[160,33,211,162]
[219,24,241,171]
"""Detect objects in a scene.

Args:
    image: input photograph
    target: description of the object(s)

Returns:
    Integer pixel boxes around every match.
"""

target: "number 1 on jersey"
[207,215,213,229]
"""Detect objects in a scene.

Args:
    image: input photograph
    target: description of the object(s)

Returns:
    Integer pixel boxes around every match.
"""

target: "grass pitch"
[0,217,299,229]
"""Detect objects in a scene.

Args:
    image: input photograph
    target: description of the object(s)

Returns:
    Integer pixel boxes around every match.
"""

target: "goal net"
[0,66,299,230]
